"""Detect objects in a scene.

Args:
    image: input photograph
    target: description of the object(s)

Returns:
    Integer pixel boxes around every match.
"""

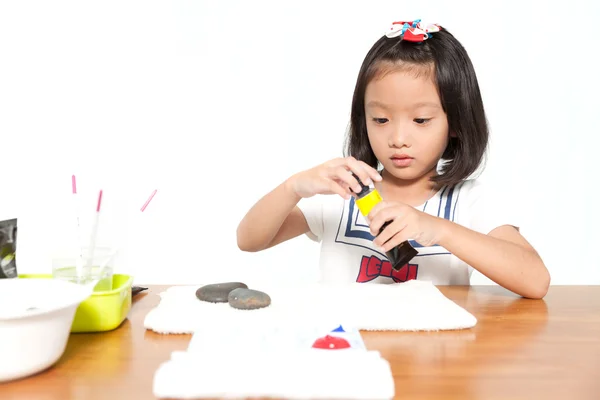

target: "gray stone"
[196,282,248,303]
[228,288,271,310]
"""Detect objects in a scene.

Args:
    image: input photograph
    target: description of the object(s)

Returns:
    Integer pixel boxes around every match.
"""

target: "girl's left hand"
[368,201,446,251]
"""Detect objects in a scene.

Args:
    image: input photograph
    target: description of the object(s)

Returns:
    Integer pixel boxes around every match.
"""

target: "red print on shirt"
[356,255,418,283]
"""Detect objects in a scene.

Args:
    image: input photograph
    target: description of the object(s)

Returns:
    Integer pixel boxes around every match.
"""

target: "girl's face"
[365,66,449,183]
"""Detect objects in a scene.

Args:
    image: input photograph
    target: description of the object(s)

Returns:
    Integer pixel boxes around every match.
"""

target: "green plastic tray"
[18,273,134,333]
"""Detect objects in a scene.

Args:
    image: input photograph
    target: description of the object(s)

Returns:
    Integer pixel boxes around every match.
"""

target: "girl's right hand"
[288,157,382,199]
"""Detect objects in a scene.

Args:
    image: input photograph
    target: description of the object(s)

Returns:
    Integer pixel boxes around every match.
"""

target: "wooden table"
[1,285,599,400]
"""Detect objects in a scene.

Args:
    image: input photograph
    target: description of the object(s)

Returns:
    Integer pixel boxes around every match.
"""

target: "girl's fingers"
[380,229,410,252]
[358,161,383,182]
[330,166,362,194]
[322,156,382,198]
[328,180,351,199]
[375,219,408,249]
[368,203,396,234]
[373,219,394,247]
[328,156,383,187]
[345,157,373,187]
[333,179,354,197]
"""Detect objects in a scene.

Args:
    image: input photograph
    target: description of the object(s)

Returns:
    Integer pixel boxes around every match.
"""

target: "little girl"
[237,20,550,299]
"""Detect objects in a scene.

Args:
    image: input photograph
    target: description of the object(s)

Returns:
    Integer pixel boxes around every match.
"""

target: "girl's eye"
[372,118,389,124]
[414,118,431,125]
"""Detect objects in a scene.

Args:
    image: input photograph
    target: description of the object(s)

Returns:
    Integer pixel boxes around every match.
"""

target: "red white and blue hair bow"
[385,19,442,42]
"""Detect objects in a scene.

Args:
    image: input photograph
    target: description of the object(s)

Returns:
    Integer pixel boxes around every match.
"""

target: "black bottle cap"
[351,173,370,197]
[387,241,419,271]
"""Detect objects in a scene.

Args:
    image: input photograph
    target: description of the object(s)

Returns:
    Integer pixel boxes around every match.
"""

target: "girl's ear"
[449,131,457,138]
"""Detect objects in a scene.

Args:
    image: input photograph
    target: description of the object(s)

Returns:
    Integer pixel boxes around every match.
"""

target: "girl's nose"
[388,124,411,148]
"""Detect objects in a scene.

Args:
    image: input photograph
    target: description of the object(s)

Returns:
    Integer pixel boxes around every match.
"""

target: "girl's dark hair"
[344,27,488,187]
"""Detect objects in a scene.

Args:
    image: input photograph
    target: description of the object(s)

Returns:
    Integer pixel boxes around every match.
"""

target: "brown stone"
[228,288,271,310]
[195,282,248,303]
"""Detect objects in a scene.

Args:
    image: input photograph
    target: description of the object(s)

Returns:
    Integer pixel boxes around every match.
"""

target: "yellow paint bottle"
[353,174,418,271]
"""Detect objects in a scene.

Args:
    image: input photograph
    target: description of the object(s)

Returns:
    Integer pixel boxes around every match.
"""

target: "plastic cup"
[52,247,117,292]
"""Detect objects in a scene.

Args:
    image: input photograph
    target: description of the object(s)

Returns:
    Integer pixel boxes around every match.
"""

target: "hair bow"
[385,19,442,42]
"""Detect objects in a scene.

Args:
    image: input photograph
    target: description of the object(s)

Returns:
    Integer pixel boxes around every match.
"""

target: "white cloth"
[153,323,395,399]
[297,179,520,285]
[153,349,395,400]
[149,281,476,398]
[143,280,477,335]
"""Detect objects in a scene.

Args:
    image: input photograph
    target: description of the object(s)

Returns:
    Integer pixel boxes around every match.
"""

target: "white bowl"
[0,277,94,382]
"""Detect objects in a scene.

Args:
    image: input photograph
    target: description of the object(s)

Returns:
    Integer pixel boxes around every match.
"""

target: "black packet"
[132,286,148,296]
[0,218,17,279]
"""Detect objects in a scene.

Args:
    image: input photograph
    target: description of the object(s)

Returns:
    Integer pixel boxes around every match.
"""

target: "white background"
[1,0,598,286]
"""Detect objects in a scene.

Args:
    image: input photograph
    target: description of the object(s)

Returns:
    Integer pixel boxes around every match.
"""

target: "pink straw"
[140,189,157,212]
[71,174,84,276]
[96,190,103,212]
[86,189,103,272]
